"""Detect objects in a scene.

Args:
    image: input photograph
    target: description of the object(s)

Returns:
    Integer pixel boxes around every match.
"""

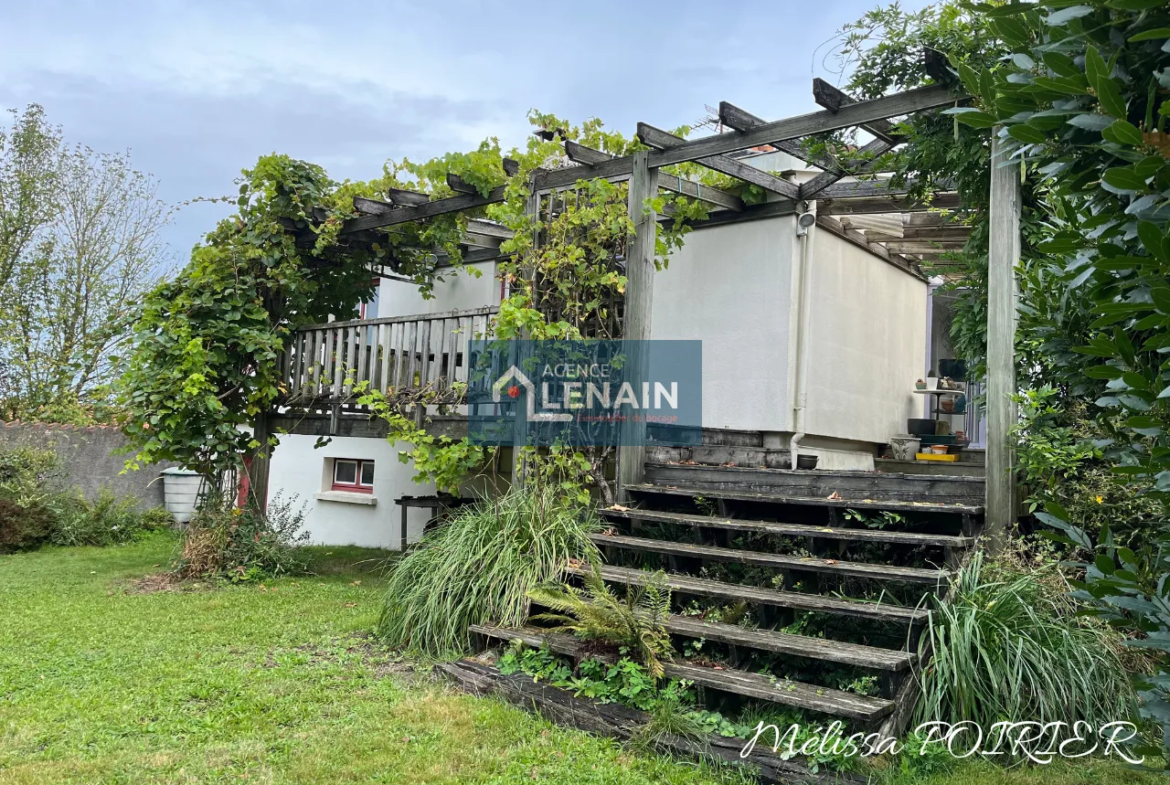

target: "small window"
[332,459,374,493]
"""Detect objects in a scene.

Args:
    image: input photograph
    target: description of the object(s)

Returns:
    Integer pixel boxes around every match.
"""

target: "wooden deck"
[278,306,497,405]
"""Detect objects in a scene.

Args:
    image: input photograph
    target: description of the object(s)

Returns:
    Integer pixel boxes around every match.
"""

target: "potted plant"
[925,371,939,390]
[915,378,927,390]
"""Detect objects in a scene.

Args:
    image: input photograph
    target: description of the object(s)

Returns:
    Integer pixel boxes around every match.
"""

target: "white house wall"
[800,229,927,445]
[381,261,499,315]
[267,435,437,550]
[650,215,795,432]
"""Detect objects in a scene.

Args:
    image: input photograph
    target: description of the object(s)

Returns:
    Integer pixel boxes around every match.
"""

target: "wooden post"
[617,151,659,500]
[985,134,1020,545]
[247,411,272,514]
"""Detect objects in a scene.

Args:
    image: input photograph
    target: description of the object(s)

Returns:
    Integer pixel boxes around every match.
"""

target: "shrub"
[0,498,56,553]
[175,492,309,581]
[528,564,673,678]
[917,551,1134,729]
[50,489,172,547]
[0,447,61,507]
[377,486,602,658]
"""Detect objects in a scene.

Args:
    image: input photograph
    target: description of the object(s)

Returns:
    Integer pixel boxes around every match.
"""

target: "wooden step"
[440,659,868,784]
[590,533,951,585]
[471,624,896,722]
[662,614,915,671]
[571,564,928,625]
[625,483,984,516]
[644,463,985,505]
[603,507,975,548]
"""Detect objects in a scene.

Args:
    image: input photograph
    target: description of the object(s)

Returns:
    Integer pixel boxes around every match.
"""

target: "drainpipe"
[790,211,817,469]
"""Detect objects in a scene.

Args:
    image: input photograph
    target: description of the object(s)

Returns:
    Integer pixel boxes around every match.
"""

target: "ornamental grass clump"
[917,551,1134,729]
[377,486,601,658]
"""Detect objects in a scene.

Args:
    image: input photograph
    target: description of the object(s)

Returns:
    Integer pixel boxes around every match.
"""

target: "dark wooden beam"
[502,158,520,177]
[813,78,899,144]
[345,186,508,233]
[636,122,800,199]
[799,137,895,199]
[353,196,513,244]
[446,173,478,194]
[661,198,797,231]
[564,141,743,211]
[817,192,963,215]
[882,241,966,254]
[341,86,958,235]
[387,187,429,207]
[651,85,954,168]
[717,101,834,170]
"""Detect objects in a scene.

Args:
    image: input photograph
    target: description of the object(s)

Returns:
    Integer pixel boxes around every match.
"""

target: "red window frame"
[331,458,375,493]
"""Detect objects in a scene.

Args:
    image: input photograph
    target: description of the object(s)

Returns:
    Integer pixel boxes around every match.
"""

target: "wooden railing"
[281,306,497,403]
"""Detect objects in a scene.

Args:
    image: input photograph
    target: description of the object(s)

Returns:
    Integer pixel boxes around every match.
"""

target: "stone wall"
[0,422,176,508]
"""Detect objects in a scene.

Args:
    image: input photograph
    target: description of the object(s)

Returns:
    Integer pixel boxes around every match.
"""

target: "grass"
[0,534,1162,785]
[0,534,739,784]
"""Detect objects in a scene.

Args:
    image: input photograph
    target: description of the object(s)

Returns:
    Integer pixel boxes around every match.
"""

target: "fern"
[528,565,674,678]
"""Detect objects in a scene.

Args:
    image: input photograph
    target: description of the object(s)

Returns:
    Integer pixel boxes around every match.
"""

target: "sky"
[0,0,935,264]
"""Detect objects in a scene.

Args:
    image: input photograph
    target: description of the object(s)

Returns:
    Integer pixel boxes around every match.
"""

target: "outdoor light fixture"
[796,211,816,236]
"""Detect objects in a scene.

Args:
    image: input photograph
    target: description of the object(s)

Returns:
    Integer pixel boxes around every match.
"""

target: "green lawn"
[0,535,1161,785]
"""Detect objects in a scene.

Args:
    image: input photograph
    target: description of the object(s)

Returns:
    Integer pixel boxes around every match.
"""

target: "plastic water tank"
[161,467,202,524]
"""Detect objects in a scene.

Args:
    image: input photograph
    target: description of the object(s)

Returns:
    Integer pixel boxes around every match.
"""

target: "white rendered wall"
[267,434,436,549]
[800,229,927,445]
[381,261,499,315]
[650,216,795,432]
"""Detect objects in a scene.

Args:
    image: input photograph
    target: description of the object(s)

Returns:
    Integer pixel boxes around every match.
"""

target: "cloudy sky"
[0,0,933,262]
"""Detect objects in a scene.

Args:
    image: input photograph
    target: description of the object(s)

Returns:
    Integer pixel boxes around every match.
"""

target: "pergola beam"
[812,78,899,143]
[647,84,954,168]
[636,122,800,199]
[341,85,957,235]
[717,101,834,170]
[563,140,744,211]
[817,192,963,215]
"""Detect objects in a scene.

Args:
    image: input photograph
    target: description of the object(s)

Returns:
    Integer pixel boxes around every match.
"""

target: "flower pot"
[796,454,819,470]
[889,435,921,461]
[940,399,955,413]
[908,418,935,436]
[930,445,948,455]
[925,377,940,390]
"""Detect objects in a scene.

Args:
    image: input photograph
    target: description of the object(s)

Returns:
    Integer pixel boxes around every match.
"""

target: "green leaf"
[1138,221,1170,262]
[1130,28,1170,42]
[1007,124,1048,144]
[1107,0,1167,9]
[1102,167,1148,192]
[1084,365,1124,379]
[1046,4,1094,24]
[992,16,1030,47]
[1084,46,1108,85]
[1042,51,1081,78]
[953,111,999,128]
[1152,288,1170,315]
[1012,53,1036,70]
[1095,77,1129,119]
[1102,119,1144,147]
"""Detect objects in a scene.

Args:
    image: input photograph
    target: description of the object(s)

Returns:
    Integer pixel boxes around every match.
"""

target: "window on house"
[332,459,375,493]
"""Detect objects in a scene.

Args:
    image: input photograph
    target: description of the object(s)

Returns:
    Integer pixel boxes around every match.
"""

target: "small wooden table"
[393,495,476,550]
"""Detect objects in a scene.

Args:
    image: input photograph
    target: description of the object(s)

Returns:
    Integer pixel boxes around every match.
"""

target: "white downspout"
[790,211,816,469]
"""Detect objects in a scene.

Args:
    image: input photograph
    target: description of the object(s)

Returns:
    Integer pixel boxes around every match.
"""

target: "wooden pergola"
[275,76,1020,537]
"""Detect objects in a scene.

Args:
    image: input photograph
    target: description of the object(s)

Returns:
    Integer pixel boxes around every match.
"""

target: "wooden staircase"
[460,460,985,779]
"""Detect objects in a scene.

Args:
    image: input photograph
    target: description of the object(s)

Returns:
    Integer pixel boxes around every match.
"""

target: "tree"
[0,105,172,422]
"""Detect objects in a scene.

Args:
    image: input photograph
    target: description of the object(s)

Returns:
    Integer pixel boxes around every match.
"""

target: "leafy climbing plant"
[948,0,1170,754]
